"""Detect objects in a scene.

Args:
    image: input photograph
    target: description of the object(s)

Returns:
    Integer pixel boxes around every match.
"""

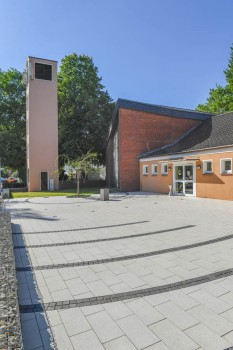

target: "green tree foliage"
[58,53,114,164]
[0,69,26,170]
[197,46,233,113]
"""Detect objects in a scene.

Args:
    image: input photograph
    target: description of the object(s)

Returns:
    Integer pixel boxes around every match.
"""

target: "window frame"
[220,158,232,174]
[143,164,148,176]
[35,62,52,81]
[161,163,168,175]
[203,160,213,174]
[152,164,158,175]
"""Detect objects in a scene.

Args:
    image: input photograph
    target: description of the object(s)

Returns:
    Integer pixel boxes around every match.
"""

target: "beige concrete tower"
[26,57,59,191]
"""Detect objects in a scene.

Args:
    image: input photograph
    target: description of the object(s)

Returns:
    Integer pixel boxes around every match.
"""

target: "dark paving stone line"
[19,267,233,313]
[13,225,195,249]
[16,232,233,272]
[12,220,149,235]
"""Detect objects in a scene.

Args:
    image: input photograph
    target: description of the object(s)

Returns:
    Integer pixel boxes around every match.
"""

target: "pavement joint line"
[19,267,233,313]
[15,232,233,271]
[13,224,195,249]
[12,220,149,235]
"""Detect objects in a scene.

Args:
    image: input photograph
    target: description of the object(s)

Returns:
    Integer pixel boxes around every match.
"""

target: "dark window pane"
[35,63,52,80]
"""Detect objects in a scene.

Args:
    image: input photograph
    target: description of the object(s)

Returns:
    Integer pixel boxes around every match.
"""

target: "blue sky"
[0,0,233,109]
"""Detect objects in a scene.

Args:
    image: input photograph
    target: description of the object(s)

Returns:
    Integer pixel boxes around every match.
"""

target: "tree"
[58,53,114,164]
[0,69,26,172]
[63,150,99,196]
[197,46,233,113]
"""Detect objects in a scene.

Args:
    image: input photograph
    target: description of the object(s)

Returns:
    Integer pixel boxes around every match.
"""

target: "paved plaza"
[7,193,233,350]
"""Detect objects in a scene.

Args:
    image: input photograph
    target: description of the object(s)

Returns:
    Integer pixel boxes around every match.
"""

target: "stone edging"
[19,267,233,313]
[0,213,23,349]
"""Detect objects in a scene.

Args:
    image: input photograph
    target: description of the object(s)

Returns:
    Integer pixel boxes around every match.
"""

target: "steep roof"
[139,111,233,159]
[106,98,214,143]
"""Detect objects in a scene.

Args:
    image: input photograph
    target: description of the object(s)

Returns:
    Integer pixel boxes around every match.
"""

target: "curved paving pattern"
[20,267,233,313]
[10,194,233,350]
[13,225,195,249]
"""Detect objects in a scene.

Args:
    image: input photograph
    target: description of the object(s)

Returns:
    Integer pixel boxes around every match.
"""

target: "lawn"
[11,187,102,199]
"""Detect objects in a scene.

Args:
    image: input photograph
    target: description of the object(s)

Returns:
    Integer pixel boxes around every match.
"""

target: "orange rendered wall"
[140,162,172,193]
[140,151,233,200]
[196,152,233,200]
[118,108,200,192]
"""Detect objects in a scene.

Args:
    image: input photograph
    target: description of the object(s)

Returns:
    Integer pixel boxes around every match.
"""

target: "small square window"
[203,160,213,174]
[161,163,168,175]
[35,63,52,80]
[152,164,158,175]
[143,165,148,175]
[221,159,232,174]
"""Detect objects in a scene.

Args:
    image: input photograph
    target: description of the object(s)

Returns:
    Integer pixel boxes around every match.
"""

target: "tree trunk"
[77,172,80,196]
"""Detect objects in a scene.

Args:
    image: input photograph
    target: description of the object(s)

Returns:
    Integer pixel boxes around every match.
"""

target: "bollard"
[100,188,109,201]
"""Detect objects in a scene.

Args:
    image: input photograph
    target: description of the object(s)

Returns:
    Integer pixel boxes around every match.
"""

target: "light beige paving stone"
[52,324,74,350]
[59,308,91,337]
[144,294,169,307]
[117,315,159,349]
[187,304,233,336]
[166,290,199,310]
[87,280,112,296]
[47,310,62,327]
[81,304,104,316]
[97,270,121,286]
[71,330,104,350]
[223,330,233,344]
[75,267,99,283]
[66,277,89,295]
[104,335,137,350]
[220,307,233,323]
[143,342,170,350]
[156,301,198,330]
[126,299,165,326]
[189,289,231,314]
[219,291,233,306]
[87,311,123,343]
[58,267,78,281]
[119,272,146,288]
[51,288,74,302]
[45,275,67,293]
[149,319,198,350]
[104,301,133,321]
[185,323,232,350]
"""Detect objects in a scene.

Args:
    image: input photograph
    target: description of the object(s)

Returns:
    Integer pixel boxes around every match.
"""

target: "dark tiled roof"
[140,112,233,158]
[106,99,214,145]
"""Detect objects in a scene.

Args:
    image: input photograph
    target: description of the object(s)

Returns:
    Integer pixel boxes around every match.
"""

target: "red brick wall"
[118,108,201,191]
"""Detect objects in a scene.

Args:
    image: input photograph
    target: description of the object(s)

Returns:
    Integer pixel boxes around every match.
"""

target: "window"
[35,63,52,80]
[221,159,232,174]
[161,163,168,175]
[143,165,148,175]
[203,160,213,174]
[152,164,158,175]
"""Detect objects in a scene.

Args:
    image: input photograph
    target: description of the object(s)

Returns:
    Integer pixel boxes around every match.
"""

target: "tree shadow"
[10,208,59,221]
[13,224,56,350]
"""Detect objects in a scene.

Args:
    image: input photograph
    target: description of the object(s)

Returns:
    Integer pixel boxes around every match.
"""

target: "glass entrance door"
[174,164,195,196]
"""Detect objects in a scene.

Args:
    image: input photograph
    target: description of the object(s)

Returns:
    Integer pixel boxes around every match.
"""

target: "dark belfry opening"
[35,63,52,80]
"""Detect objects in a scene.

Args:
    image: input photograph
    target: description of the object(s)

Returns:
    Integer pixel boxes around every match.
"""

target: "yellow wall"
[140,151,233,200]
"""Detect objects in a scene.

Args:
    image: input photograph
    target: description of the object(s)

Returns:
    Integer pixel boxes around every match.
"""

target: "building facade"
[26,57,59,191]
[105,99,213,192]
[139,112,233,200]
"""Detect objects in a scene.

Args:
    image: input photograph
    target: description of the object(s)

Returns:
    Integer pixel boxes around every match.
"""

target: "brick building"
[105,99,213,192]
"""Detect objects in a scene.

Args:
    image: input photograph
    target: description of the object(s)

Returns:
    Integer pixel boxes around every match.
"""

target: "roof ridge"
[210,110,233,118]
[117,98,216,115]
